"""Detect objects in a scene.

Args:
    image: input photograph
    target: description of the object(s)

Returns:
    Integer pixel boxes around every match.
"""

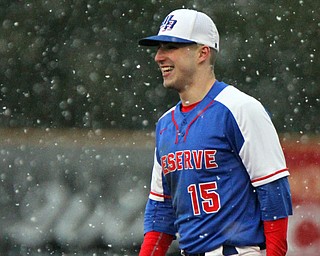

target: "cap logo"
[160,15,177,31]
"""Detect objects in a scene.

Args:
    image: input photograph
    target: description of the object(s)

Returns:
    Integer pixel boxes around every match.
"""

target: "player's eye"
[157,43,197,51]
[166,44,180,49]
[158,43,179,50]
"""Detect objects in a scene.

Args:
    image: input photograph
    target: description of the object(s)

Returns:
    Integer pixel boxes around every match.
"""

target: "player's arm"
[139,146,177,256]
[139,231,174,256]
[221,91,292,255]
[139,198,176,256]
[256,177,292,256]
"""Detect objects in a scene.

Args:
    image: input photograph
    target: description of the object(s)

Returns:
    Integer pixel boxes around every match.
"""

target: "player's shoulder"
[214,85,272,124]
[158,105,176,121]
[215,85,263,111]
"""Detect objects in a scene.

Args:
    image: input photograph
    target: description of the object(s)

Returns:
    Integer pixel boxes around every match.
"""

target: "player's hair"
[210,48,217,72]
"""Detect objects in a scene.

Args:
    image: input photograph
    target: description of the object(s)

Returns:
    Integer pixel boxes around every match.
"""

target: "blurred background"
[0,0,319,255]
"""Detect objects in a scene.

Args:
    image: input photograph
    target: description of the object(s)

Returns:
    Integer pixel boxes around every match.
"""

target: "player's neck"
[181,101,200,112]
[179,77,216,106]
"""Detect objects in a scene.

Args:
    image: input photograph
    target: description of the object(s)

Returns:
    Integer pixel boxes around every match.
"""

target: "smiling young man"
[155,42,215,106]
[138,9,292,256]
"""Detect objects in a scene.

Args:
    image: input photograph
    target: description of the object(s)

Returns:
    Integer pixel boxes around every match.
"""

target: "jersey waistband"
[181,244,265,256]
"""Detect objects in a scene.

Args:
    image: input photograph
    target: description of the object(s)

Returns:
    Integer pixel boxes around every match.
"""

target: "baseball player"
[138,9,292,256]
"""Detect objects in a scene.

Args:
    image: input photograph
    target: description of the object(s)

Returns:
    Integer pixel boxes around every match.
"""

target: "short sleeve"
[215,86,289,187]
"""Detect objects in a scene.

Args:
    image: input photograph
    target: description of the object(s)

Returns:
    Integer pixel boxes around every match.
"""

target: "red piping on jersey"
[251,168,289,183]
[150,191,172,199]
[183,99,215,142]
[171,99,215,143]
[171,110,180,144]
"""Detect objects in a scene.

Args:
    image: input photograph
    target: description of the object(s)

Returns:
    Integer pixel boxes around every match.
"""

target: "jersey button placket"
[179,119,187,138]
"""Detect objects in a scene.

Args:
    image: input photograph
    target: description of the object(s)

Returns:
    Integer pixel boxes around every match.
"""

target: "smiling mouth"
[161,66,174,74]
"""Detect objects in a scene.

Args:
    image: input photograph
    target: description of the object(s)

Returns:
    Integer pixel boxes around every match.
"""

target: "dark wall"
[0,0,318,133]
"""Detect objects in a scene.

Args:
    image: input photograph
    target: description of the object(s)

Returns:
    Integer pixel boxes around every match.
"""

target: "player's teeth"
[162,67,173,72]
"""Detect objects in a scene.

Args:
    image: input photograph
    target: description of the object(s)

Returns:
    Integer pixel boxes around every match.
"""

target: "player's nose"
[154,48,166,63]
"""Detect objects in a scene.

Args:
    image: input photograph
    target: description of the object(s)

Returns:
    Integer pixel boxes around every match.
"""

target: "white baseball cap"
[139,9,219,52]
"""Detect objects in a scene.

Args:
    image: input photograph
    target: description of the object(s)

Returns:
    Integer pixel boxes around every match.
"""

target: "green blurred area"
[0,0,318,134]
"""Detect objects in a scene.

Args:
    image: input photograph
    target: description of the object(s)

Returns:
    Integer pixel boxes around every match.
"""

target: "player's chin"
[162,80,174,89]
[163,83,181,92]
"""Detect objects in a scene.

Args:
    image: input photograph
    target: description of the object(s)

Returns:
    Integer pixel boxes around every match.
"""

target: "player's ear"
[197,45,211,64]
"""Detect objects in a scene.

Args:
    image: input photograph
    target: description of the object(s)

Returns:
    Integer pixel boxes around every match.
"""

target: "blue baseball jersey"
[144,80,290,253]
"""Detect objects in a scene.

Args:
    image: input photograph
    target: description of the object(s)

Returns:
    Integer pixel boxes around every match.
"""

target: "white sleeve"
[216,86,289,187]
[149,148,166,201]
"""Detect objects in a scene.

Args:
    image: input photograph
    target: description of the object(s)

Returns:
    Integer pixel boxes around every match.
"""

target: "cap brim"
[138,35,196,46]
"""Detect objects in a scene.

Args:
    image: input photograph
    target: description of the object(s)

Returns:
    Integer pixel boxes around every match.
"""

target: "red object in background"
[283,140,320,205]
[294,220,320,247]
[282,138,320,255]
